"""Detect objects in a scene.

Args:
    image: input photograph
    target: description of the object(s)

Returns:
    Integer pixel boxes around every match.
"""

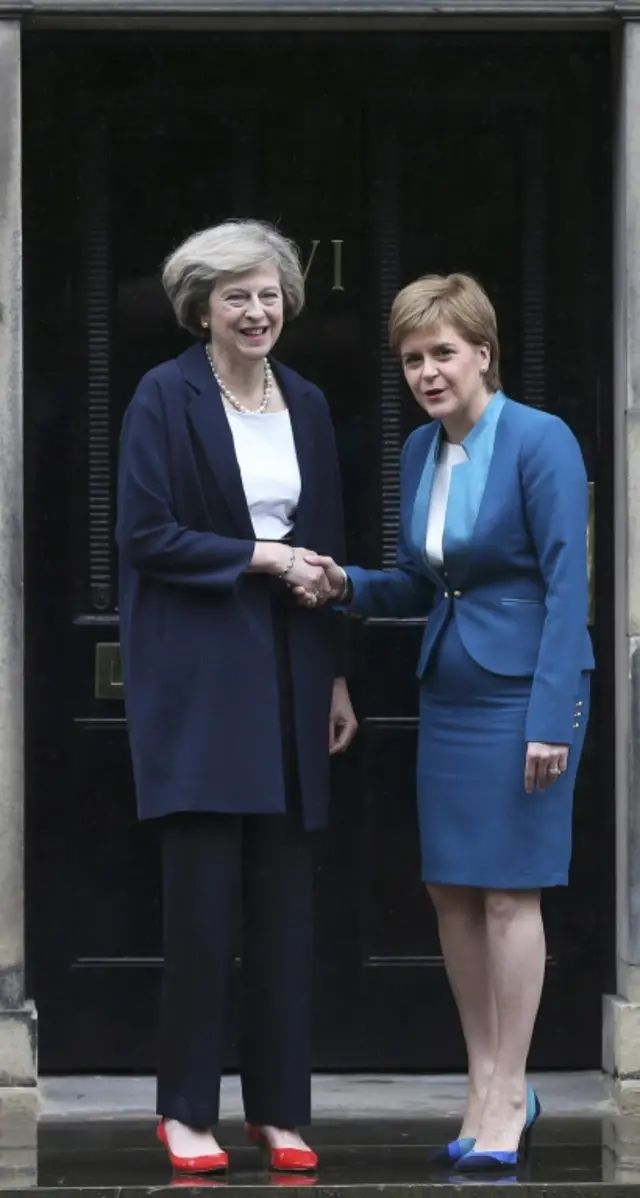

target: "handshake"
[280,548,348,608]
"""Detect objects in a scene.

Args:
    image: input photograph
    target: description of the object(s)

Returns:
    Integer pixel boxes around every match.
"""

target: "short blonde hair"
[389,273,502,392]
[162,219,305,337]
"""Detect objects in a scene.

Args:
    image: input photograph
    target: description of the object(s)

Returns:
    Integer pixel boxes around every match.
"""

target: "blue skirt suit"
[340,393,594,890]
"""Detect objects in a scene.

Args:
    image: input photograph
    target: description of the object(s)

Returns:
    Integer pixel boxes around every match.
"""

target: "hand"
[524,742,569,793]
[293,555,347,608]
[276,547,332,596]
[250,542,331,598]
[329,678,358,754]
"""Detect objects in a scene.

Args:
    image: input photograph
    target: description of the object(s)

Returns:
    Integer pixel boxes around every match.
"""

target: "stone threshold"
[13,1185,640,1197]
[38,1072,613,1122]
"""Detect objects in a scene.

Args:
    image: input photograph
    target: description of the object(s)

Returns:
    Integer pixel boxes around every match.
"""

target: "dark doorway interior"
[23,28,613,1071]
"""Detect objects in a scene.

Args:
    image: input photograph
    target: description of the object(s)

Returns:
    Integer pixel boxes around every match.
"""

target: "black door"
[24,29,614,1071]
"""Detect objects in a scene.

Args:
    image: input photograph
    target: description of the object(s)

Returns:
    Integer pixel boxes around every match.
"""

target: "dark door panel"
[24,29,613,1071]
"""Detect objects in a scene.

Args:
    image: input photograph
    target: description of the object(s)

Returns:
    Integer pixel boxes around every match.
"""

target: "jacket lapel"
[408,424,445,588]
[179,343,254,538]
[460,398,513,576]
[443,391,507,582]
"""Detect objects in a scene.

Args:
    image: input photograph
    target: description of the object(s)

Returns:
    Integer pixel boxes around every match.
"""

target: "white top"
[425,440,468,566]
[225,408,301,539]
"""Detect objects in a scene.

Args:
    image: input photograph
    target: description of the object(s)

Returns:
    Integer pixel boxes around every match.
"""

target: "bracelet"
[276,546,296,581]
[338,568,350,601]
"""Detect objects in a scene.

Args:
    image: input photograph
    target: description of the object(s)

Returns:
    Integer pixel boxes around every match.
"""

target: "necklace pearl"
[205,345,273,415]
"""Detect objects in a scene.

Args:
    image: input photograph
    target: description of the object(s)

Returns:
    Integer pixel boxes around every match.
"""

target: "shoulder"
[120,359,186,441]
[130,358,183,408]
[503,398,586,484]
[143,356,186,393]
[503,397,578,445]
[133,352,185,404]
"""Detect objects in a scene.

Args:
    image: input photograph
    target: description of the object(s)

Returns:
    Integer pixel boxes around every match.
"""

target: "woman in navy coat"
[116,219,356,1174]
[298,274,594,1173]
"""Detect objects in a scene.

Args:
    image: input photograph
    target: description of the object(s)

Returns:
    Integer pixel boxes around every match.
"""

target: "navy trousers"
[157,807,315,1129]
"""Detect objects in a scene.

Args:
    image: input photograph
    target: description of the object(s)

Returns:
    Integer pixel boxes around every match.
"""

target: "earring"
[202,321,209,330]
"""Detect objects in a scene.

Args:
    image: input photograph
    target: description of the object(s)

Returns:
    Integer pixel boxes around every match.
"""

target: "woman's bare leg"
[472,888,545,1153]
[427,883,498,1138]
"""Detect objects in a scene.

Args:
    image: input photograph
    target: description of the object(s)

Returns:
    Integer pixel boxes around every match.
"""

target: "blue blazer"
[116,343,346,829]
[344,393,594,746]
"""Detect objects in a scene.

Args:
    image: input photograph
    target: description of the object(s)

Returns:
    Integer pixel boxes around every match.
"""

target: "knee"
[485,889,539,927]
[164,915,221,977]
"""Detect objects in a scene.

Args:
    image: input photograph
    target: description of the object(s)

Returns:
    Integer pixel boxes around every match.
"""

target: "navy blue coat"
[116,343,346,830]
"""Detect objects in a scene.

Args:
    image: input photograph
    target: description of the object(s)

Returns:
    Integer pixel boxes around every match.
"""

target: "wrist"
[251,542,291,576]
[339,568,349,599]
[335,567,351,603]
[276,545,296,581]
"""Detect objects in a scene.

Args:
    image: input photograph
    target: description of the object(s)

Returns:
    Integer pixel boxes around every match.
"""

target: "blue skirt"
[417,616,590,890]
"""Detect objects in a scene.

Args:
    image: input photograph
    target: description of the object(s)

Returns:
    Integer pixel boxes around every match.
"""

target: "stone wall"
[0,19,37,1107]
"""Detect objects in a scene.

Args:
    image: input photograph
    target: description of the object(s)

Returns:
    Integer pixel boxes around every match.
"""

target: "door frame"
[21,21,617,1073]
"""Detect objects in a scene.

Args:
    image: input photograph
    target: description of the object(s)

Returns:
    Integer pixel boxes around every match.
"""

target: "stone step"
[6,1116,639,1195]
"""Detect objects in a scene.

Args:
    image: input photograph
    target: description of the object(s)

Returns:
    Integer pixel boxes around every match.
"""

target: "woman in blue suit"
[117,220,357,1175]
[298,273,593,1172]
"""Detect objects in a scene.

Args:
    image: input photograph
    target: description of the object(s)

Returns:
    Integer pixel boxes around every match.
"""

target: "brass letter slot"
[95,642,123,700]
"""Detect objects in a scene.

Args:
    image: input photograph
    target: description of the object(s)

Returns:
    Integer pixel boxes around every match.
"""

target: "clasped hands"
[282,549,346,607]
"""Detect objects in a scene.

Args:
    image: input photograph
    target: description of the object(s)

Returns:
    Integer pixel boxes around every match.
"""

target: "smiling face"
[206,262,284,364]
[399,322,492,433]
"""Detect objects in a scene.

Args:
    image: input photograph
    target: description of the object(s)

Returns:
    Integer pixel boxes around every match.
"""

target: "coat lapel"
[270,360,317,546]
[178,344,317,544]
[179,343,254,538]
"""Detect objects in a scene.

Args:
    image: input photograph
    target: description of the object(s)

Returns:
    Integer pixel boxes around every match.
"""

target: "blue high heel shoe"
[428,1136,475,1166]
[454,1084,541,1173]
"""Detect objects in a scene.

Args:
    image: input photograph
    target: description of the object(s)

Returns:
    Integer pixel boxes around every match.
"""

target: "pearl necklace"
[205,345,273,415]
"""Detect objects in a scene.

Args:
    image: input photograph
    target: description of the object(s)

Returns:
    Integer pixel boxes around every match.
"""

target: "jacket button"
[443,591,450,599]
[573,722,580,728]
[453,590,462,598]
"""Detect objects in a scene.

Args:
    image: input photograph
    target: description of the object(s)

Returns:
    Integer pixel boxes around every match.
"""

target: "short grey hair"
[162,219,305,337]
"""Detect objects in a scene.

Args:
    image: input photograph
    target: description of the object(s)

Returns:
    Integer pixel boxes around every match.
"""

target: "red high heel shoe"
[157,1119,229,1174]
[245,1124,318,1172]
